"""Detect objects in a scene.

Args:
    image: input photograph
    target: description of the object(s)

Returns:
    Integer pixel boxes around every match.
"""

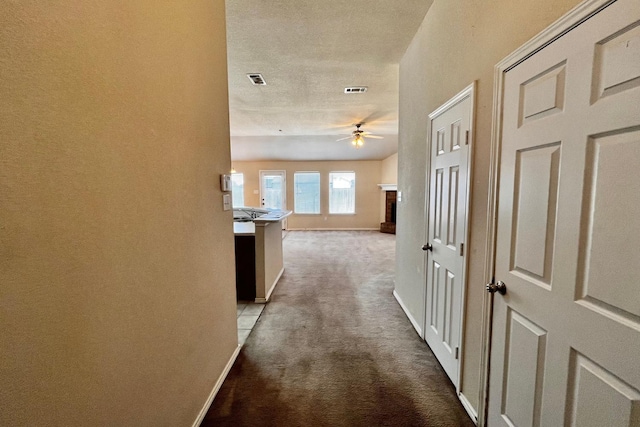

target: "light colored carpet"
[204,231,474,426]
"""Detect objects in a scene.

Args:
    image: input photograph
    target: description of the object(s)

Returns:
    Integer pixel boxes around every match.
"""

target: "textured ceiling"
[226,0,433,161]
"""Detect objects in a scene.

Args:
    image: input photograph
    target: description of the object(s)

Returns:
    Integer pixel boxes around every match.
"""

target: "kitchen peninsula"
[233,209,292,303]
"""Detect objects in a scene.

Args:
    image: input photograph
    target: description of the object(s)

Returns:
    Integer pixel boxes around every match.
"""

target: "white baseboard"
[393,289,423,338]
[286,228,379,231]
[255,267,284,303]
[458,392,479,425]
[192,344,241,427]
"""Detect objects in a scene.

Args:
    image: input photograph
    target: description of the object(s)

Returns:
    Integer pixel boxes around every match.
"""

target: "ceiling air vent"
[247,73,266,85]
[344,86,368,94]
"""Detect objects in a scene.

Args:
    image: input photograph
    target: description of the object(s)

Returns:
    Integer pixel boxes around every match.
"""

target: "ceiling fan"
[336,123,383,148]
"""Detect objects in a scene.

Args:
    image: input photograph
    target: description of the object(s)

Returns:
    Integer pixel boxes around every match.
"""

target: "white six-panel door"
[425,84,474,388]
[488,0,640,425]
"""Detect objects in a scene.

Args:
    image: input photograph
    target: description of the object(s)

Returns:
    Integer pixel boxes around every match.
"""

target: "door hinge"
[455,347,459,360]
[460,242,464,256]
[465,130,470,145]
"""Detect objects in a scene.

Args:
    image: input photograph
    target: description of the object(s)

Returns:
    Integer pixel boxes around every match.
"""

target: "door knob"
[422,243,433,251]
[486,280,507,295]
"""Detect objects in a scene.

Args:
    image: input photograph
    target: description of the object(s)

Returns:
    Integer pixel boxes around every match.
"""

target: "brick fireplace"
[380,190,397,234]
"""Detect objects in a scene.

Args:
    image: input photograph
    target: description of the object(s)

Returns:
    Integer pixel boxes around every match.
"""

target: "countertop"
[233,210,292,235]
[253,210,292,223]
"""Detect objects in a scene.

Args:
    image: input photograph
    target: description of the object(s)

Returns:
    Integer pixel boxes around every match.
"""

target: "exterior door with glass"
[260,170,287,229]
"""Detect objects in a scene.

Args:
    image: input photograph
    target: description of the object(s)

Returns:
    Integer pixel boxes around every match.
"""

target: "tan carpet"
[203,231,475,427]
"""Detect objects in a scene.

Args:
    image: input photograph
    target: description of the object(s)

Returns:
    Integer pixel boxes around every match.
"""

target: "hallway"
[204,231,474,426]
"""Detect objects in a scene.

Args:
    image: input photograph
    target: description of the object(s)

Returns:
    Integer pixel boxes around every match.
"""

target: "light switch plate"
[223,194,231,211]
[397,191,402,202]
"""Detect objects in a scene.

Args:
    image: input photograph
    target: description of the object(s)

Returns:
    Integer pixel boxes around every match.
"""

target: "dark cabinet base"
[234,235,256,300]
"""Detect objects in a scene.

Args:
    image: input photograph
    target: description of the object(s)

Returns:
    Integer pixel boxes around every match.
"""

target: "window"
[231,173,244,207]
[294,172,320,214]
[329,172,355,214]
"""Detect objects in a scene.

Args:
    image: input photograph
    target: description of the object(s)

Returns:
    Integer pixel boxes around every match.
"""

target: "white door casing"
[424,83,475,390]
[487,0,640,425]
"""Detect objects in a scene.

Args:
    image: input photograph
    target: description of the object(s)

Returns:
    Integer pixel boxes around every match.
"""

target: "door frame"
[259,170,287,229]
[259,170,287,210]
[479,1,616,425]
[423,82,476,398]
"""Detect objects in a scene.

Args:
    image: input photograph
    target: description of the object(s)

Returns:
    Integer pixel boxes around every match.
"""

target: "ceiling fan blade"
[364,135,384,139]
[336,135,353,141]
[359,111,393,125]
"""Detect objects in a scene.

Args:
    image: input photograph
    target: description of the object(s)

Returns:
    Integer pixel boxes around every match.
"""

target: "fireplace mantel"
[377,184,397,191]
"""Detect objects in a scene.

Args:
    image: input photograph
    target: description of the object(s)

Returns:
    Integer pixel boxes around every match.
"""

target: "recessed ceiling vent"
[247,73,266,85]
[344,86,368,94]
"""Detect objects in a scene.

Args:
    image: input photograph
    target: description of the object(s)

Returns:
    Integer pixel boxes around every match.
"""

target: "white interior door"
[260,170,287,229]
[424,84,474,388]
[488,1,640,425]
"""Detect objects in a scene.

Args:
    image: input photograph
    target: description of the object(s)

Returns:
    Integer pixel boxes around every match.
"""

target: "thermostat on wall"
[220,174,231,192]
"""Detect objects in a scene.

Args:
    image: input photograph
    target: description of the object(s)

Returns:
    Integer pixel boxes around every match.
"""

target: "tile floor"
[236,301,266,346]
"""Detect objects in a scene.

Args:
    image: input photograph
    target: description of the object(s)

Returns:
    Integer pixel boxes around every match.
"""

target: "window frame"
[293,171,321,214]
[328,171,356,215]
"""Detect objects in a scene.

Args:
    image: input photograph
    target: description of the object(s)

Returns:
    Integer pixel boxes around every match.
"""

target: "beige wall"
[379,153,399,223]
[0,2,237,426]
[381,153,398,184]
[233,161,382,230]
[395,0,581,416]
